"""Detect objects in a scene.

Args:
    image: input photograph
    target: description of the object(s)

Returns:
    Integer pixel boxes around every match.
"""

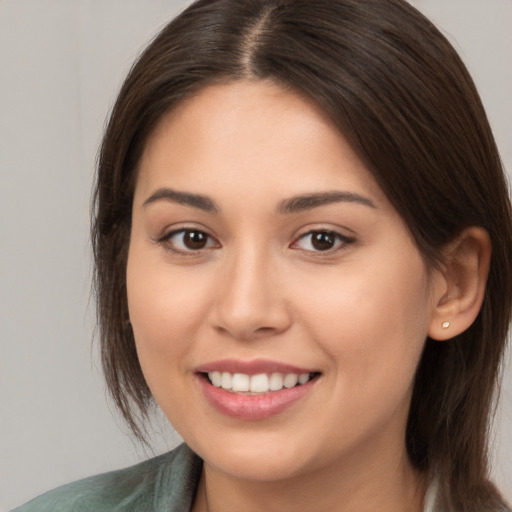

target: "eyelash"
[157,228,355,256]
[291,230,355,254]
[158,228,219,255]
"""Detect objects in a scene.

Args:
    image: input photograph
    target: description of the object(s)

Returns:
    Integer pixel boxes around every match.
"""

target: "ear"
[428,227,491,341]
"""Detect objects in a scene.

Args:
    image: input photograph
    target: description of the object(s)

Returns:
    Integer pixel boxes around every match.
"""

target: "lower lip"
[197,375,317,420]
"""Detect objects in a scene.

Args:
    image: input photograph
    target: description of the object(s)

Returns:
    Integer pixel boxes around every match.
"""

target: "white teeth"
[210,371,222,387]
[207,371,314,393]
[298,373,310,385]
[269,373,284,391]
[283,373,298,388]
[250,373,269,393]
[232,373,250,392]
[221,372,232,389]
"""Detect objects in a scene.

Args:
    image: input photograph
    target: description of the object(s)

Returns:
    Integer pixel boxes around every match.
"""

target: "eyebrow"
[277,191,376,214]
[142,188,375,214]
[143,188,219,212]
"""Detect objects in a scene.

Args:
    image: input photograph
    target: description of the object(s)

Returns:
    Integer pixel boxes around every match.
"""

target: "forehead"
[136,80,386,208]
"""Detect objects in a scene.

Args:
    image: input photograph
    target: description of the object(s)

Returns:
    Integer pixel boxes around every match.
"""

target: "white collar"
[423,477,441,512]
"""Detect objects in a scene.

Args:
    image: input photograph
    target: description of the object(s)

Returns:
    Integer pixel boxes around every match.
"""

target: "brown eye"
[311,232,336,251]
[183,230,208,249]
[292,230,355,253]
[161,229,219,253]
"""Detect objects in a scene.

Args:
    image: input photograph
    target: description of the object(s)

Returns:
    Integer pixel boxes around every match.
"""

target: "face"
[127,80,438,483]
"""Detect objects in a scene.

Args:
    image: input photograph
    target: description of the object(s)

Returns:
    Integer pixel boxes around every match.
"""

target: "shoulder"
[424,475,512,512]
[12,443,202,512]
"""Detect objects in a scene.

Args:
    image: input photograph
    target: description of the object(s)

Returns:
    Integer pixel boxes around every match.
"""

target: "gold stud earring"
[442,321,450,329]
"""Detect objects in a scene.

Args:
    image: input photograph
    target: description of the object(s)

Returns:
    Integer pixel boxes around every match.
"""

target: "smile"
[206,371,315,394]
[195,360,321,420]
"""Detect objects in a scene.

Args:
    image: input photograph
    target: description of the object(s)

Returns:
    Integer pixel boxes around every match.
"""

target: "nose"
[209,249,292,341]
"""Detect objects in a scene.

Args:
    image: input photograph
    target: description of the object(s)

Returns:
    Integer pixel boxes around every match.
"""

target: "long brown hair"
[92,0,512,509]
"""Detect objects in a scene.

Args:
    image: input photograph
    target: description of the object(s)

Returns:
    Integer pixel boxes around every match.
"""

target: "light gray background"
[0,1,510,509]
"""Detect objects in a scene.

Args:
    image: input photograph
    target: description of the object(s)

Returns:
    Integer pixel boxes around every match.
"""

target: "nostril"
[210,287,292,340]
[255,326,277,334]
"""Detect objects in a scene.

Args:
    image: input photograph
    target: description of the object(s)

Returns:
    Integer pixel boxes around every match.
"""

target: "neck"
[192,444,427,512]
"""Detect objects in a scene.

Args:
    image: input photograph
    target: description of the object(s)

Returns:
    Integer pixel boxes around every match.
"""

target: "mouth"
[195,360,321,420]
[202,371,320,394]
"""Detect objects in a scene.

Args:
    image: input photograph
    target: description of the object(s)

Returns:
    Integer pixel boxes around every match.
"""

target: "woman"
[14,0,512,510]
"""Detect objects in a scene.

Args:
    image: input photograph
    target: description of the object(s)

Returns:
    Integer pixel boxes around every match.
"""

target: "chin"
[185,428,327,482]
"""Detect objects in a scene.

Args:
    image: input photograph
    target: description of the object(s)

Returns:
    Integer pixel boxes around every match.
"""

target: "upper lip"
[195,358,318,376]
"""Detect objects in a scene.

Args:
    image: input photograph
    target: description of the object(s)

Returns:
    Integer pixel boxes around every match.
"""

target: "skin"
[126,80,447,512]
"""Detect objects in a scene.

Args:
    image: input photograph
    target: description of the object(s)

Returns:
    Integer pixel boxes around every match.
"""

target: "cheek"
[126,246,209,371]
[125,250,213,427]
[294,251,431,400]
